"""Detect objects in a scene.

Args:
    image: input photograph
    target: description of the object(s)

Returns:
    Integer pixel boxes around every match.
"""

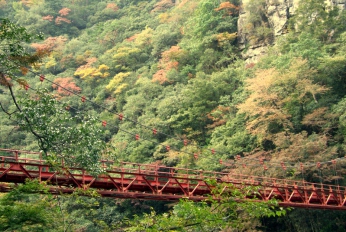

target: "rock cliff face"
[330,0,346,9]
[238,0,346,62]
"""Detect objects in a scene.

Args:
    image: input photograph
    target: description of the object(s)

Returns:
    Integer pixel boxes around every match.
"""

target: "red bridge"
[1,148,346,210]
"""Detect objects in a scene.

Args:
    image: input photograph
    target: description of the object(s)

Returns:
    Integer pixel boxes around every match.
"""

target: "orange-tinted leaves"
[20,66,29,75]
[42,15,54,21]
[52,77,81,96]
[214,2,239,15]
[106,3,119,12]
[59,8,71,16]
[55,16,71,25]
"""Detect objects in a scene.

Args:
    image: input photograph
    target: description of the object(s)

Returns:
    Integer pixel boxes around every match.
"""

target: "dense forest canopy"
[1,0,346,231]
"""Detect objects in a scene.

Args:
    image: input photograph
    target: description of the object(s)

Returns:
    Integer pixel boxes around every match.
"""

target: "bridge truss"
[1,149,346,210]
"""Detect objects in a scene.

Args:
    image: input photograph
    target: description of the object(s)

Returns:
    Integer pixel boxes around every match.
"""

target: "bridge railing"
[114,161,346,193]
[1,148,346,194]
[0,149,44,169]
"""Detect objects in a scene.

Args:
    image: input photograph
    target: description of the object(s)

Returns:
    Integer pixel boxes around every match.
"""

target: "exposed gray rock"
[328,0,346,9]
[238,0,346,62]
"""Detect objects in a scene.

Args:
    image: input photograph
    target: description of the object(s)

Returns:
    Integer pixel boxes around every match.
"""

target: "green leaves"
[0,18,44,79]
[15,88,109,175]
[0,180,58,232]
[290,0,346,41]
[125,183,286,231]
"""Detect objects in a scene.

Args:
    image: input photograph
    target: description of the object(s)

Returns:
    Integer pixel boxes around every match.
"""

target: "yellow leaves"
[238,68,280,122]
[238,58,329,139]
[125,28,153,48]
[74,67,93,78]
[114,47,139,56]
[215,32,237,47]
[134,27,153,47]
[272,131,332,163]
[112,46,141,71]
[158,13,170,23]
[98,64,109,72]
[45,56,57,69]
[274,59,329,103]
[108,72,130,86]
[75,55,85,65]
[113,47,141,60]
[297,79,329,103]
[74,63,110,80]
[166,149,181,160]
[320,55,346,69]
[114,83,128,95]
[302,107,337,128]
[106,72,131,95]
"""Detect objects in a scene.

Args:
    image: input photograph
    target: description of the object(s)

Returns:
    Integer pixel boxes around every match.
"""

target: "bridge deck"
[1,149,346,210]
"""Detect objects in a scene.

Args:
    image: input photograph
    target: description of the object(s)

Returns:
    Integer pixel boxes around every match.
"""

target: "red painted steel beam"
[1,149,346,210]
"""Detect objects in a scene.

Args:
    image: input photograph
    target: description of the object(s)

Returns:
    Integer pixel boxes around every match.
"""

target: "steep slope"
[239,0,346,61]
[2,0,346,230]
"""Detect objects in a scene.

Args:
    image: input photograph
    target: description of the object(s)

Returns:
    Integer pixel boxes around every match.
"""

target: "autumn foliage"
[0,0,6,8]
[152,0,175,12]
[58,7,71,16]
[21,0,40,7]
[42,8,71,25]
[238,59,329,139]
[106,3,119,12]
[42,15,54,21]
[152,46,186,84]
[52,77,81,96]
[31,36,67,53]
[206,106,230,129]
[214,2,239,15]
[74,57,110,80]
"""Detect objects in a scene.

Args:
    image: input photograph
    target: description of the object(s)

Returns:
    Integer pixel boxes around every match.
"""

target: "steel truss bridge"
[1,149,346,210]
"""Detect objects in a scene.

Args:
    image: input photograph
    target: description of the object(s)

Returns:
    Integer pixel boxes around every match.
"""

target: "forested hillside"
[1,0,346,231]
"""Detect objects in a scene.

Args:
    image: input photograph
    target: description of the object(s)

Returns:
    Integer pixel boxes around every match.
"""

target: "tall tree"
[0,19,109,174]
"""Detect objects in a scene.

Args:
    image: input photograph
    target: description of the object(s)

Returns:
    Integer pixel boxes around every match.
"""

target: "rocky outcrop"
[238,0,346,63]
[329,0,346,9]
